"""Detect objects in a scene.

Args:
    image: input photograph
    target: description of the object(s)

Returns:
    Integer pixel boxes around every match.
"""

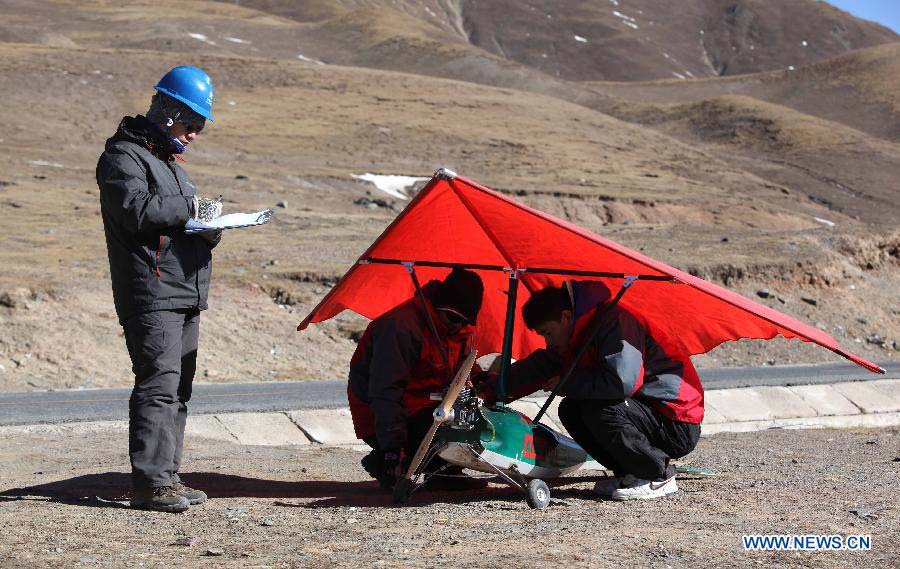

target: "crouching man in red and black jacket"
[480,280,704,500]
[348,268,486,491]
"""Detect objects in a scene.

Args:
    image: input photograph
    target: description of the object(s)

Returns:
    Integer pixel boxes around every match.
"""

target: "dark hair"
[522,285,572,329]
[147,92,205,126]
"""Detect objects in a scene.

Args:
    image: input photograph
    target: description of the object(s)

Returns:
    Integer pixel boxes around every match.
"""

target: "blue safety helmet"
[154,66,215,122]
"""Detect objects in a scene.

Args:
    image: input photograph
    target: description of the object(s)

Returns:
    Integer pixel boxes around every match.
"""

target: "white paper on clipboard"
[185,209,274,234]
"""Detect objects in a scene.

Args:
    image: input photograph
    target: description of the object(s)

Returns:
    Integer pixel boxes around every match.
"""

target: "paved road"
[0,362,896,427]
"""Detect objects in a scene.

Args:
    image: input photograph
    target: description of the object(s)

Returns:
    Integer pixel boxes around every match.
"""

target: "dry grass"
[800,42,900,113]
[639,94,889,151]
[586,42,900,141]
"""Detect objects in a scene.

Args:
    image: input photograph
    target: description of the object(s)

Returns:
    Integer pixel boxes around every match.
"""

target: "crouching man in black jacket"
[97,66,223,512]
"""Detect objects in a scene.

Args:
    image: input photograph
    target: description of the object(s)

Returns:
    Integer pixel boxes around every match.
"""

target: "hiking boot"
[611,467,678,501]
[173,481,208,505]
[361,450,381,479]
[131,486,190,513]
[361,450,395,490]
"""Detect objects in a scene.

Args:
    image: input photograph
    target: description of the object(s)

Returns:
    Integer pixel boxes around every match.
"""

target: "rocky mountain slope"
[0,0,896,390]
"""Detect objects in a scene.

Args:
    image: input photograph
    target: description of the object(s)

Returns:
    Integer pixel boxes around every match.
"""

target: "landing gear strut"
[464,445,551,510]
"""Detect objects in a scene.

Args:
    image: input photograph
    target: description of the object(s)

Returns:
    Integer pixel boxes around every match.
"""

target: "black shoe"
[361,451,395,490]
[173,481,208,505]
[131,486,190,513]
[361,450,380,478]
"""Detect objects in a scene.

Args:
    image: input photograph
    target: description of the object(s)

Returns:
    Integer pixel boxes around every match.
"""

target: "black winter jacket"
[497,281,705,423]
[96,115,219,323]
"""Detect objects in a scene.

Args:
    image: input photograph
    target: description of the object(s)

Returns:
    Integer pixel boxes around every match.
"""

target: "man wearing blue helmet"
[96,66,222,513]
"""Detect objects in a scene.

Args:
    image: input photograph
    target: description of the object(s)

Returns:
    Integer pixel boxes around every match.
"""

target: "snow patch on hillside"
[28,159,64,168]
[613,11,639,29]
[188,32,216,46]
[298,54,325,65]
[351,174,428,200]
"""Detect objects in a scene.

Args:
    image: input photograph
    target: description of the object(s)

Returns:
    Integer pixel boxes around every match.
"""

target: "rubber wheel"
[525,479,550,510]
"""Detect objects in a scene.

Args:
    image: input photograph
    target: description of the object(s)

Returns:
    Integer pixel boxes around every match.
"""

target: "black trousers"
[123,308,200,489]
[558,397,700,480]
[362,407,436,456]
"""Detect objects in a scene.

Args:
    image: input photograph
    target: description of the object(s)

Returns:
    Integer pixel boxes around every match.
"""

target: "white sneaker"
[592,475,629,497]
[611,473,677,501]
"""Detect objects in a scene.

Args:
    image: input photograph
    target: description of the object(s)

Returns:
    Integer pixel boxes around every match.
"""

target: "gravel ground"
[1,426,898,568]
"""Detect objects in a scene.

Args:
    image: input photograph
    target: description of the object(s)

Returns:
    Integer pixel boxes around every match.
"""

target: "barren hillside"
[0,0,896,392]
[226,0,897,80]
[590,42,900,141]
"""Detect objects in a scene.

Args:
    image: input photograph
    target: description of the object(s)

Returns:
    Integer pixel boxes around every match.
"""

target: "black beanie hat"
[434,268,484,325]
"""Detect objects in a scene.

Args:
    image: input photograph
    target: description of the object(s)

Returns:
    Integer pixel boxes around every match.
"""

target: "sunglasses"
[438,309,469,326]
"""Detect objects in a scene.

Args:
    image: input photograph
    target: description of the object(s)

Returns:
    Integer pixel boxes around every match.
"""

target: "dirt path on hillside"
[1,427,897,567]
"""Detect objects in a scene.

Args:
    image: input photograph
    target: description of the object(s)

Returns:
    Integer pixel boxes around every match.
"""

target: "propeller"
[393,348,478,504]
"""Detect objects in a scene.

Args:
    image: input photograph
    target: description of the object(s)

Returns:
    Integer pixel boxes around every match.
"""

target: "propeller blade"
[396,348,478,497]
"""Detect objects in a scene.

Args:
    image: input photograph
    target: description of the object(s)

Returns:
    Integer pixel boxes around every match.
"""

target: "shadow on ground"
[0,471,613,509]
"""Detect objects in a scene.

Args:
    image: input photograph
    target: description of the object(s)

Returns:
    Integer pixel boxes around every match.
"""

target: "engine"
[448,385,481,430]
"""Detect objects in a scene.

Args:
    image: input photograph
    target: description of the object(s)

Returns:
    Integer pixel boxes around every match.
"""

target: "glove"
[191,195,223,223]
[201,229,222,247]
